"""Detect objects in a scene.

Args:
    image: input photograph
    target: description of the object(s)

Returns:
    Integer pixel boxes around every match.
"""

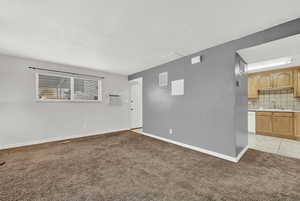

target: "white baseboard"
[2,129,249,163]
[236,145,249,162]
[0,128,130,150]
[136,131,248,163]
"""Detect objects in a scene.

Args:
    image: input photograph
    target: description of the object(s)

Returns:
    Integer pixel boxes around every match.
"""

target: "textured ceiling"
[0,0,300,75]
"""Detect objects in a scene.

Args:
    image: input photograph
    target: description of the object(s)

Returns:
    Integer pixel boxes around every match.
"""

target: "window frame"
[35,73,102,103]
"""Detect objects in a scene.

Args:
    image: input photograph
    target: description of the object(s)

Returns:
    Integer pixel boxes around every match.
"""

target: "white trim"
[236,145,249,162]
[35,100,102,103]
[98,79,102,101]
[35,73,39,100]
[129,77,143,129]
[135,131,248,163]
[0,128,129,150]
[70,77,75,100]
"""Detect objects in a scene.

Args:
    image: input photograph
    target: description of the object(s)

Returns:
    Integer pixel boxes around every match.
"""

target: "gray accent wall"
[0,55,130,149]
[129,18,300,157]
[235,54,248,154]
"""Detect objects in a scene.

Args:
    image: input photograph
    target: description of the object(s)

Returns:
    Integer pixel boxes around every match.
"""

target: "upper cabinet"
[257,73,272,90]
[294,69,300,97]
[248,68,296,99]
[248,74,258,99]
[271,70,293,89]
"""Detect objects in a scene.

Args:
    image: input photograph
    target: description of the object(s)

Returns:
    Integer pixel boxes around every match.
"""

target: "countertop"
[248,108,300,112]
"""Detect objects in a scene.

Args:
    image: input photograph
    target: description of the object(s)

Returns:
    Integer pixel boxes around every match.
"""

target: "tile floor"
[132,128,300,160]
[249,133,300,159]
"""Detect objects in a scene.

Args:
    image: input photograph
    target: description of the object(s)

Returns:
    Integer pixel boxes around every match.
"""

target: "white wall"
[0,54,130,149]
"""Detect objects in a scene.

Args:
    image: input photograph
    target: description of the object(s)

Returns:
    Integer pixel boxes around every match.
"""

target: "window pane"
[39,75,71,100]
[74,78,99,100]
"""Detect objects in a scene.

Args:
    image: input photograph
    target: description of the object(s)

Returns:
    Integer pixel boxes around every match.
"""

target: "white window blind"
[37,74,102,102]
[74,78,99,101]
[38,74,71,100]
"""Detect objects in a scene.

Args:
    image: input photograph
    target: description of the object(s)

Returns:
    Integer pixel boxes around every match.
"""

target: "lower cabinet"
[294,113,300,138]
[256,113,272,133]
[272,116,294,137]
[256,112,295,139]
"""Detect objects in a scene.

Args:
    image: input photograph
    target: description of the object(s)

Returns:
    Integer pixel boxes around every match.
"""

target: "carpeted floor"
[1,131,300,201]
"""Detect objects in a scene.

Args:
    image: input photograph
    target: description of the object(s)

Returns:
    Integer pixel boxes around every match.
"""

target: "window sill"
[36,99,102,103]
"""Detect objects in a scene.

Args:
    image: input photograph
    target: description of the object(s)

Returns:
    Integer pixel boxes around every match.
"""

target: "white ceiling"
[238,34,300,72]
[0,0,300,75]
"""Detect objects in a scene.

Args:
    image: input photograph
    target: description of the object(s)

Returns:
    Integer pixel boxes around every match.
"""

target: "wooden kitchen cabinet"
[248,67,296,99]
[272,114,294,138]
[256,112,295,140]
[294,113,300,139]
[248,74,258,99]
[257,73,272,90]
[294,68,300,97]
[256,112,272,133]
[271,70,293,89]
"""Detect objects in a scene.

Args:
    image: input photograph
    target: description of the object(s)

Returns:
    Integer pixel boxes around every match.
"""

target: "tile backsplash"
[248,88,300,110]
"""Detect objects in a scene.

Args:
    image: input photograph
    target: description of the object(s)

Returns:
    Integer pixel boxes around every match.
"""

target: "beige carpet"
[1,131,300,201]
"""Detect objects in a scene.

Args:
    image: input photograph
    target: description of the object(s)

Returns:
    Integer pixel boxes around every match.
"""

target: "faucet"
[271,100,277,109]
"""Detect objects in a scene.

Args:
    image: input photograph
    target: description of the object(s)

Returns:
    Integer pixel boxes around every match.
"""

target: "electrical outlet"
[169,129,173,135]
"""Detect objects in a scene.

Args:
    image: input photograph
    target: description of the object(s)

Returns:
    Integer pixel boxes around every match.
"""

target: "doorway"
[237,33,300,159]
[129,77,143,130]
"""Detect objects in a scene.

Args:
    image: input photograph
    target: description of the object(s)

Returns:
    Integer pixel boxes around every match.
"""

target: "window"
[38,74,71,100]
[36,73,102,102]
[74,78,99,101]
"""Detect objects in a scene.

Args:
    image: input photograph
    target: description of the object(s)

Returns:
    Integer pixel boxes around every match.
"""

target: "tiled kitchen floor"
[249,133,300,159]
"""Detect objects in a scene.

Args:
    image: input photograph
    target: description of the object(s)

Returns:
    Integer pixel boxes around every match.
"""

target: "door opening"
[129,77,143,130]
[237,33,300,160]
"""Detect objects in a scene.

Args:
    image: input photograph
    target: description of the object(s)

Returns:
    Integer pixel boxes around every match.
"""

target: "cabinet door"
[294,69,300,97]
[272,116,294,137]
[257,73,272,90]
[272,70,293,89]
[256,115,272,133]
[294,113,300,138]
[248,74,258,99]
